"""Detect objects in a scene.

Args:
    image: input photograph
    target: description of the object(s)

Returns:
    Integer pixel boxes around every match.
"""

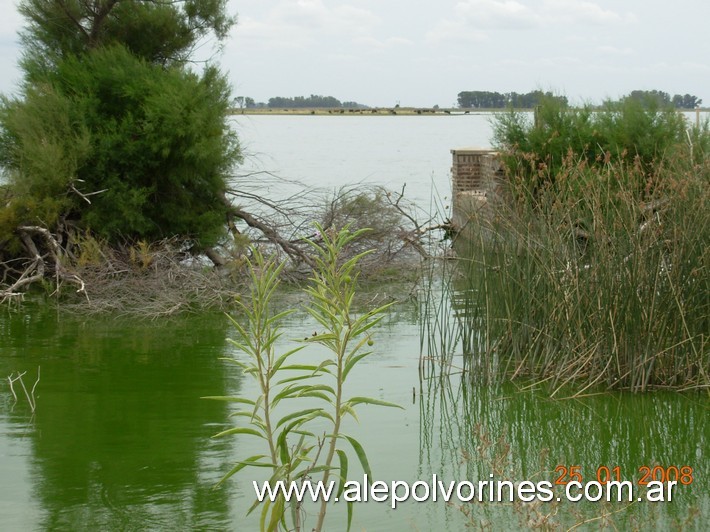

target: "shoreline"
[229,107,513,116]
[229,107,710,117]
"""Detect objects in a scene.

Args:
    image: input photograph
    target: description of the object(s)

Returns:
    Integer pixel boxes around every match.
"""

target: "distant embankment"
[228,107,512,116]
[229,107,710,117]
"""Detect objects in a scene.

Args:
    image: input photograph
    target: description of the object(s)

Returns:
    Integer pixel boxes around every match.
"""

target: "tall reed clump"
[206,224,398,531]
[454,153,708,394]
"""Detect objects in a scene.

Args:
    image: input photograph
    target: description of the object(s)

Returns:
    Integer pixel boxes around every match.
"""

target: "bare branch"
[230,206,316,269]
[70,184,108,204]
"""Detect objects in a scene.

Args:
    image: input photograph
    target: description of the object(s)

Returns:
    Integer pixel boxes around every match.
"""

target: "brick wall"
[451,149,507,231]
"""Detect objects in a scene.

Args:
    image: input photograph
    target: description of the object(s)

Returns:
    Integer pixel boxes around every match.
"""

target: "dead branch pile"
[1,179,448,315]
[60,240,243,316]
[224,179,444,281]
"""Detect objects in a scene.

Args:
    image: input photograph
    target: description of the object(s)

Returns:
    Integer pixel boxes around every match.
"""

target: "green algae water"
[0,302,707,530]
[0,306,238,530]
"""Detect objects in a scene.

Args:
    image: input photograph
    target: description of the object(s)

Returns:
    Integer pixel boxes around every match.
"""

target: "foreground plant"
[207,225,398,531]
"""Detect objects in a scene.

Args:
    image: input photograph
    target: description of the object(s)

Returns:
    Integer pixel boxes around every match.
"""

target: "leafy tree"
[268,95,344,108]
[626,89,671,107]
[458,90,567,109]
[18,0,234,74]
[233,96,256,109]
[672,93,702,109]
[342,101,369,109]
[0,0,239,251]
[618,90,702,110]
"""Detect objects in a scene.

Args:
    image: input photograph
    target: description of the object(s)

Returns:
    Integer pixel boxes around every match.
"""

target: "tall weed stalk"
[207,225,399,531]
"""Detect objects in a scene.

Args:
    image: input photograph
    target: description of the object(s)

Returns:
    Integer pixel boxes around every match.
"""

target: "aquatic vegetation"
[451,155,708,393]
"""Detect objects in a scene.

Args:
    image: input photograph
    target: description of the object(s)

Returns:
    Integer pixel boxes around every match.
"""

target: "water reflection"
[0,308,239,530]
[419,358,709,528]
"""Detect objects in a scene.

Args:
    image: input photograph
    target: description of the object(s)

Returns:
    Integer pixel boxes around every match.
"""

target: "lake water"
[231,113,496,209]
[1,116,708,531]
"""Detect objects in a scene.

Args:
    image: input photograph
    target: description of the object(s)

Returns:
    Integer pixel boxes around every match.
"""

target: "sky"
[0,0,709,108]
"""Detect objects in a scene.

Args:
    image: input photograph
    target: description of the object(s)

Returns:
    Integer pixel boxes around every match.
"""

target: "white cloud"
[234,0,383,49]
[354,35,415,49]
[542,0,636,25]
[426,0,636,46]
[597,45,634,56]
[425,19,488,44]
[425,0,541,45]
[454,0,542,30]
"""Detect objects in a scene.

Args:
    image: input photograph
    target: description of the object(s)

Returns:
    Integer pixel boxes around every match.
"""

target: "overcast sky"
[1,0,708,107]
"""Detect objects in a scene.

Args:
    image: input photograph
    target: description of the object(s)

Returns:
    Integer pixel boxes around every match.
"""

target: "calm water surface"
[1,116,708,530]
[231,113,496,208]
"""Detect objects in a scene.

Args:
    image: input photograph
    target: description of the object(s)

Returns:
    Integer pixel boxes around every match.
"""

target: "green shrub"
[0,45,240,247]
[492,94,692,198]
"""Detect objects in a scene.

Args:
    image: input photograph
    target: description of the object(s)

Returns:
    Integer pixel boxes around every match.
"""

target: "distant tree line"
[624,90,702,109]
[233,96,256,109]
[266,95,368,109]
[458,91,568,109]
[458,89,703,110]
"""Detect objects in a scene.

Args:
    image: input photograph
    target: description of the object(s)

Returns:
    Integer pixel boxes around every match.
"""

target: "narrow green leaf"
[268,492,286,531]
[252,395,264,420]
[213,454,273,487]
[344,435,373,477]
[274,408,323,430]
[278,364,320,371]
[201,396,256,405]
[218,356,251,370]
[336,449,349,498]
[340,403,359,422]
[275,373,318,385]
[269,308,297,324]
[346,500,354,532]
[297,384,336,396]
[259,496,271,531]
[296,464,333,475]
[297,391,335,403]
[351,316,385,339]
[271,384,312,404]
[342,352,371,381]
[292,428,318,437]
[277,432,290,466]
[303,332,339,342]
[345,396,404,409]
[228,410,263,422]
[211,426,265,439]
[313,359,337,373]
[247,494,263,516]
